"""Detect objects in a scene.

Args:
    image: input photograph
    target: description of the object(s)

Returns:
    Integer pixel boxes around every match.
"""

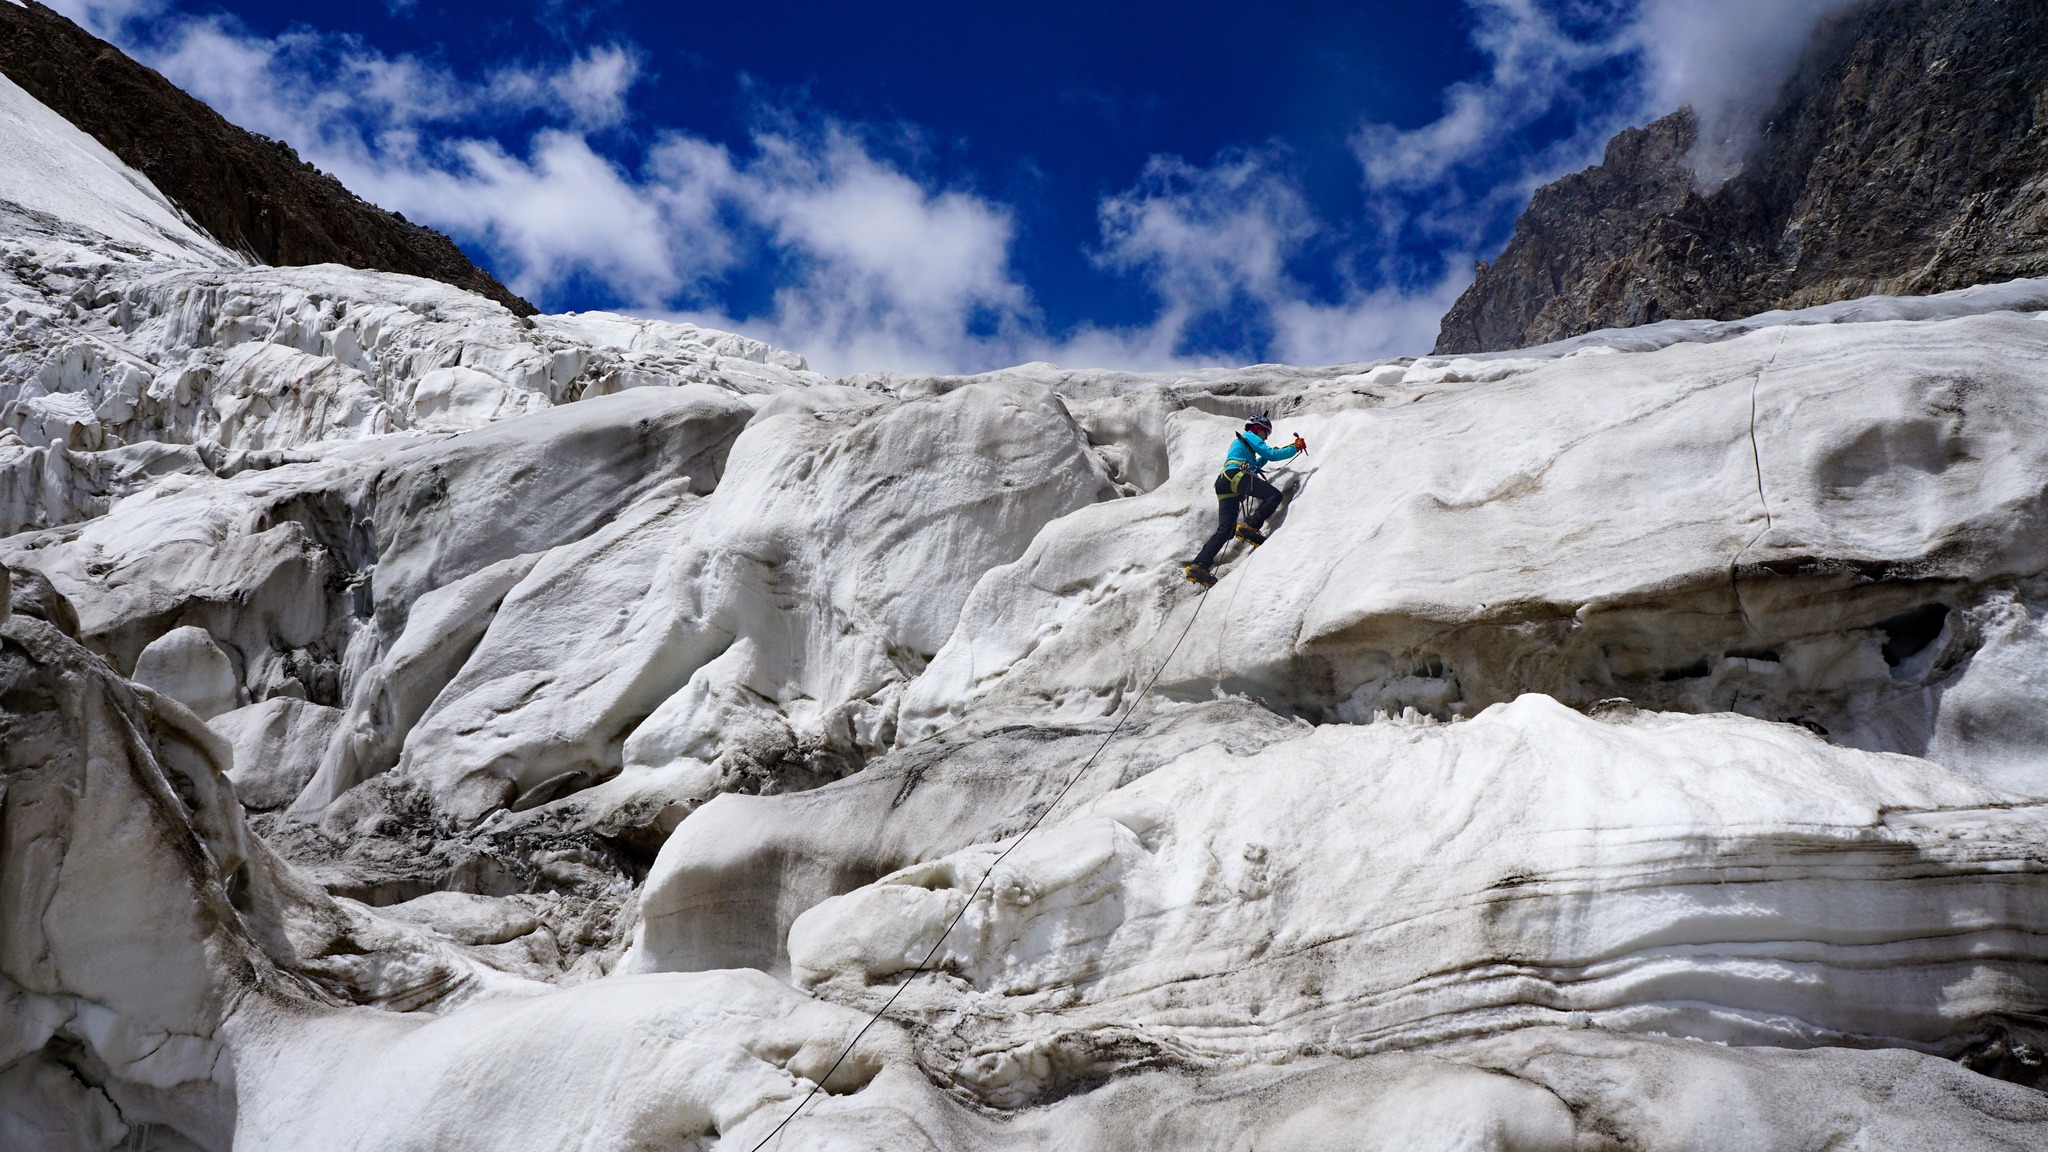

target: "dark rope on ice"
[1729,329,1788,634]
[749,581,1213,1151]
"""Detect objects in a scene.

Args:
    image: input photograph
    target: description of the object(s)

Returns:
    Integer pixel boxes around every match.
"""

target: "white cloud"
[384,132,684,303]
[752,130,1024,339]
[1356,0,1874,198]
[1082,151,1470,368]
[43,0,162,36]
[547,45,638,130]
[661,127,1034,374]
[1354,0,1617,193]
[1268,272,1475,368]
[1627,0,1870,180]
[140,23,326,141]
[1098,153,1310,318]
[483,45,641,132]
[144,22,640,136]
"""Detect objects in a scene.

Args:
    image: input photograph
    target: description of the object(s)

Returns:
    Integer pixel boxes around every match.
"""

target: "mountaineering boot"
[1235,524,1267,547]
[1183,563,1217,588]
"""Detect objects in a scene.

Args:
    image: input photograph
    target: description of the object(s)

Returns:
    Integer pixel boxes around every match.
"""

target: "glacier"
[3,55,2048,1152]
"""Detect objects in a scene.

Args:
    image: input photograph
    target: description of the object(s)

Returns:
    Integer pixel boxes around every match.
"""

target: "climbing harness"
[746,582,1214,1152]
[1219,459,1250,498]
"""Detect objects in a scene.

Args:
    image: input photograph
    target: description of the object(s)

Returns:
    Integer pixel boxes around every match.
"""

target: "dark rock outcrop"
[0,0,535,316]
[1435,0,2048,354]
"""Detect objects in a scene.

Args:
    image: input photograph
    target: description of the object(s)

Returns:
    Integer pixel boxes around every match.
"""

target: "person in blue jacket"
[1185,412,1305,586]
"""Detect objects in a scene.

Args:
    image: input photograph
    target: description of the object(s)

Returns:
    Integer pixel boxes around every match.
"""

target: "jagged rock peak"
[0,0,536,316]
[1435,0,2048,354]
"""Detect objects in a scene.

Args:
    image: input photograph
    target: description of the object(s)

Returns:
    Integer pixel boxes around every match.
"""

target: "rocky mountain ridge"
[1435,0,2048,353]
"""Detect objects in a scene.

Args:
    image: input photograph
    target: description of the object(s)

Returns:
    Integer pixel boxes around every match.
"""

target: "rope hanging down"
[746,583,1214,1152]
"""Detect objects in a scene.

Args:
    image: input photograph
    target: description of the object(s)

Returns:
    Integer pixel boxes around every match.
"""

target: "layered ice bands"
[5,52,2048,1152]
[783,700,2048,1072]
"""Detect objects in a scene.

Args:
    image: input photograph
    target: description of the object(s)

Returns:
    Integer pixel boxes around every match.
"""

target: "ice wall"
[5,71,2048,1152]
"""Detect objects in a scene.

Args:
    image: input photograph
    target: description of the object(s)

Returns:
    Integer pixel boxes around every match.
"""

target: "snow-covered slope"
[5,74,2048,1151]
[0,70,230,263]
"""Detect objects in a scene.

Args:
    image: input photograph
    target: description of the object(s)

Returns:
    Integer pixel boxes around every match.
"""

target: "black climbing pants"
[1193,468,1283,569]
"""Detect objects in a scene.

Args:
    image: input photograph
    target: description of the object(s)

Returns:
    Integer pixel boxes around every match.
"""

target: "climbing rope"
[1729,329,1789,634]
[747,582,1213,1151]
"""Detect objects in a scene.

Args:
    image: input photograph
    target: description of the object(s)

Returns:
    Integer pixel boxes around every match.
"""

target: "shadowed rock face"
[0,0,534,316]
[1435,0,2048,354]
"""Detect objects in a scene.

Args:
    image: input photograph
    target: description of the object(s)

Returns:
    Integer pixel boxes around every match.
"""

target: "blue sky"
[54,0,1864,374]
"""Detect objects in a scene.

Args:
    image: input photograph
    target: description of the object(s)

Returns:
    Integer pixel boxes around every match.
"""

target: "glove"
[1292,434,1308,453]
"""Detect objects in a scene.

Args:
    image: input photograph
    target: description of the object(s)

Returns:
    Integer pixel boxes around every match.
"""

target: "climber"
[1184,413,1305,587]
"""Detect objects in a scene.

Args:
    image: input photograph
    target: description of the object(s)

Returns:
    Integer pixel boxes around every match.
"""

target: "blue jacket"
[1223,430,1300,475]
